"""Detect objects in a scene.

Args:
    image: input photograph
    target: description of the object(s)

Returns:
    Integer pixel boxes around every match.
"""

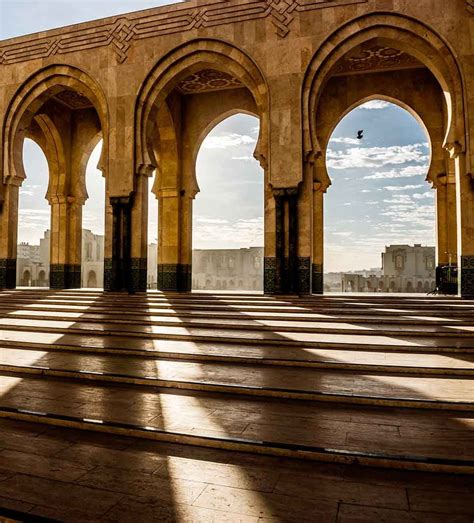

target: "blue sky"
[325,100,433,272]
[4,2,434,272]
[0,1,181,40]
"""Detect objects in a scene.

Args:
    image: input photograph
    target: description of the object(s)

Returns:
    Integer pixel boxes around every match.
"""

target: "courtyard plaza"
[0,290,472,521]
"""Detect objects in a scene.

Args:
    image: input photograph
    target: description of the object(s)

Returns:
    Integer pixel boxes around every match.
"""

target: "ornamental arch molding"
[135,39,270,179]
[302,13,468,165]
[1,64,109,188]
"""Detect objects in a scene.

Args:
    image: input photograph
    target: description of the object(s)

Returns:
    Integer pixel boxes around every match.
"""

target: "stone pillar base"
[157,264,191,292]
[50,264,81,289]
[297,257,311,295]
[312,263,323,294]
[264,257,277,294]
[264,257,311,295]
[104,258,114,292]
[0,259,17,289]
[461,256,474,298]
[131,258,147,292]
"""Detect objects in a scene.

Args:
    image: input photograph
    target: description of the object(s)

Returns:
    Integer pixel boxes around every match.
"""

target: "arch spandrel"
[302,13,468,165]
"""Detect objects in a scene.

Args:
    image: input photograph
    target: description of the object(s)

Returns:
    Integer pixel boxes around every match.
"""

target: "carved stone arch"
[76,130,103,204]
[31,114,68,202]
[150,101,180,197]
[135,38,270,176]
[302,13,467,163]
[2,64,109,186]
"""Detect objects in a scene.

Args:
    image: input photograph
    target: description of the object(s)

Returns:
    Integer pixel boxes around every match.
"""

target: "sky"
[6,1,434,272]
[0,0,181,40]
[325,100,434,272]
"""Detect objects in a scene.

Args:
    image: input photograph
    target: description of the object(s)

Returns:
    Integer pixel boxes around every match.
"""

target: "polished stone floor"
[0,290,473,521]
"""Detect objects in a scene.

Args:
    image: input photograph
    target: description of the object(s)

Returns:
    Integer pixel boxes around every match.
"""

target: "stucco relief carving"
[467,0,474,14]
[0,0,368,65]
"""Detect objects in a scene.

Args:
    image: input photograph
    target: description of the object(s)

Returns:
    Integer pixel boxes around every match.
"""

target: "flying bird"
[357,130,364,140]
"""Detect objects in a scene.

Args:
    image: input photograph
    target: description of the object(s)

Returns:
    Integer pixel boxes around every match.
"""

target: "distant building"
[192,247,263,291]
[340,244,435,293]
[17,229,104,288]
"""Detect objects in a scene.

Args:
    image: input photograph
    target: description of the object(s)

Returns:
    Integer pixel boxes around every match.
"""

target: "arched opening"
[192,114,263,291]
[87,271,98,288]
[324,99,434,293]
[3,66,107,290]
[137,40,269,293]
[21,270,31,287]
[38,270,46,287]
[81,140,105,289]
[16,139,51,288]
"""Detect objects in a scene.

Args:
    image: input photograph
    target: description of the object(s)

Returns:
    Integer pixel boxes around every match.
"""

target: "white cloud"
[383,194,412,204]
[332,232,352,237]
[384,184,424,191]
[358,100,391,110]
[361,189,372,193]
[364,165,428,180]
[327,143,429,170]
[203,133,256,149]
[195,217,229,225]
[413,191,434,199]
[330,137,361,146]
[194,217,263,249]
[232,156,254,161]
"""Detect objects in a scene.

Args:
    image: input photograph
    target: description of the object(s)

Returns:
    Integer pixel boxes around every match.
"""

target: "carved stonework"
[334,45,423,76]
[468,0,474,14]
[177,70,243,95]
[54,90,93,110]
[0,0,368,65]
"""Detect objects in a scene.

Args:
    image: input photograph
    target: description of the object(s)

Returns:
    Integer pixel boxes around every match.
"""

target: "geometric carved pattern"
[334,45,423,76]
[177,70,243,95]
[468,0,474,14]
[0,0,368,66]
[54,90,94,110]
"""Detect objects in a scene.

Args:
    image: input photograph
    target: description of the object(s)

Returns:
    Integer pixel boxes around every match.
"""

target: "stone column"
[312,183,324,294]
[130,173,148,292]
[265,187,304,295]
[49,196,83,289]
[435,168,457,268]
[264,183,277,294]
[0,181,19,289]
[106,196,133,291]
[157,190,191,292]
[288,189,299,294]
[452,144,474,297]
[273,190,285,294]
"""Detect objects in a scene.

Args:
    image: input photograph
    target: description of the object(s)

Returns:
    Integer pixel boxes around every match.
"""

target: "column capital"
[272,187,299,198]
[445,141,464,159]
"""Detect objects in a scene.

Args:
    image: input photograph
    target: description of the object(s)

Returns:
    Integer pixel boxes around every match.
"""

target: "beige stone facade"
[341,244,436,293]
[0,0,473,295]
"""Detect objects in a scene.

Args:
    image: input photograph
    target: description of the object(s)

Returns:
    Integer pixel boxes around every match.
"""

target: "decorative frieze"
[0,0,368,65]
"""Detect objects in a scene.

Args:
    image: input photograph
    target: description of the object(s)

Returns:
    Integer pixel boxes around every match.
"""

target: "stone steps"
[2,342,474,375]
[0,373,473,473]
[2,309,474,336]
[0,290,473,474]
[0,348,473,408]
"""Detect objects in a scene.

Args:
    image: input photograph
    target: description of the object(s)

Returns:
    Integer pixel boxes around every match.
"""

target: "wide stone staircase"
[0,289,473,475]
